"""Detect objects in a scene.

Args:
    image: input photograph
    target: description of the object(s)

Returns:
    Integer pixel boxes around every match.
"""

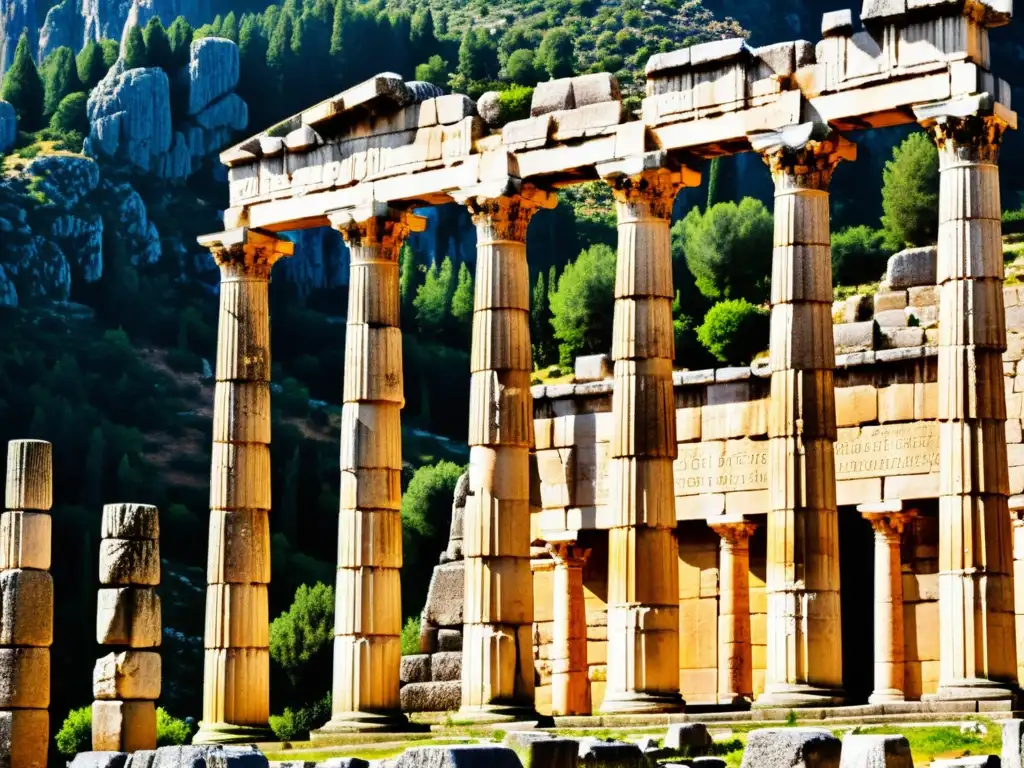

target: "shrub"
[831,225,891,287]
[55,706,92,757]
[269,693,332,741]
[1004,207,1024,235]
[549,243,617,368]
[50,92,89,137]
[497,85,533,125]
[270,582,334,707]
[881,131,939,249]
[401,616,421,655]
[156,707,194,746]
[697,299,770,365]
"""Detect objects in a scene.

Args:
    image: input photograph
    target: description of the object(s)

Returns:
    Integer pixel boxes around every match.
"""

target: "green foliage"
[2,33,45,132]
[832,225,891,287]
[696,299,769,365]
[881,131,939,249]
[41,47,82,119]
[401,616,421,655]
[100,39,120,68]
[549,244,616,368]
[450,262,474,332]
[123,26,148,70]
[221,11,239,41]
[414,257,455,338]
[497,85,533,123]
[675,198,773,303]
[415,55,449,88]
[156,708,195,746]
[55,706,92,757]
[168,16,195,68]
[456,28,499,86]
[536,27,575,79]
[76,41,109,90]
[269,693,332,741]
[49,91,88,137]
[531,269,557,369]
[270,582,334,707]
[143,17,174,72]
[505,48,539,85]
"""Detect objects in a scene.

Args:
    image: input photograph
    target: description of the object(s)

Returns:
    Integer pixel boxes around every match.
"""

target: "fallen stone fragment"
[839,735,913,768]
[739,728,841,768]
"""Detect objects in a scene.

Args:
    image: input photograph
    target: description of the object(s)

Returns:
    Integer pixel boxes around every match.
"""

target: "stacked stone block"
[93,503,161,752]
[0,440,53,768]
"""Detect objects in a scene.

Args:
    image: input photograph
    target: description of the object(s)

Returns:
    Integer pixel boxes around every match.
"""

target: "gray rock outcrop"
[0,0,34,76]
[740,729,841,768]
[37,0,82,62]
[886,246,937,290]
[278,227,349,297]
[187,37,238,115]
[0,100,15,152]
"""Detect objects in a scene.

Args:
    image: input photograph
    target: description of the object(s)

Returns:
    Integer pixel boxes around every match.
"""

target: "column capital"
[454,183,556,241]
[597,151,698,219]
[547,541,591,568]
[915,96,1013,165]
[199,228,295,278]
[328,204,427,255]
[709,517,758,546]
[750,123,856,191]
[859,502,917,538]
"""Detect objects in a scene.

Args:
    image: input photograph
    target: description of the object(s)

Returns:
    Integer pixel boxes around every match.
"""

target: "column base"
[717,694,752,709]
[867,689,905,705]
[192,722,274,745]
[455,704,543,725]
[314,711,411,734]
[753,684,845,709]
[598,691,685,715]
[933,679,1018,702]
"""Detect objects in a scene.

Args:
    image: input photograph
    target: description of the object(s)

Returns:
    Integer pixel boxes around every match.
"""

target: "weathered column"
[858,502,916,704]
[93,503,161,752]
[318,204,424,733]
[750,124,853,707]
[195,228,293,744]
[454,183,553,721]
[547,542,591,716]
[709,518,757,706]
[596,153,695,714]
[0,440,52,768]
[1012,498,1024,688]
[915,96,1018,700]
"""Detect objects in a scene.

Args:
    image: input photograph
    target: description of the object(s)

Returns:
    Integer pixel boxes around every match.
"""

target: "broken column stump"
[93,503,161,752]
[0,440,53,768]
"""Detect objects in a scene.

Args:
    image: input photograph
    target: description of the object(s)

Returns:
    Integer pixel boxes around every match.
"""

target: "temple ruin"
[190,0,1018,735]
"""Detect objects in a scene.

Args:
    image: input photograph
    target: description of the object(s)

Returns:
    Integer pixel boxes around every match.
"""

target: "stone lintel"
[451,179,557,211]
[857,500,905,515]
[748,122,858,163]
[914,93,1018,131]
[327,203,428,233]
[596,150,699,186]
[539,530,581,544]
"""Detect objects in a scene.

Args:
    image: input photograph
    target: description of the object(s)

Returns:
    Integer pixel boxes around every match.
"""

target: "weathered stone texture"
[96,588,162,648]
[4,441,52,512]
[839,735,913,768]
[92,700,157,753]
[93,651,162,700]
[739,729,841,768]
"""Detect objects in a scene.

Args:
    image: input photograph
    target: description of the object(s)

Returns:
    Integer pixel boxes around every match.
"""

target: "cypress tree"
[450,262,474,333]
[167,16,194,67]
[706,157,721,210]
[122,26,147,70]
[100,39,119,68]
[76,41,108,90]
[2,33,45,132]
[143,17,173,72]
[410,8,438,64]
[266,8,295,93]
[221,11,238,41]
[330,0,350,69]
[42,47,82,118]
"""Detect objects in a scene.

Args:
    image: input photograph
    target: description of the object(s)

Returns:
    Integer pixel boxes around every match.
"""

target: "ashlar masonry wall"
[529,273,1024,711]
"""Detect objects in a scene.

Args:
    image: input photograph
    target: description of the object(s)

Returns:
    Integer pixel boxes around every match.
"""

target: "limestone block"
[207,509,271,584]
[99,539,159,586]
[437,629,462,651]
[739,729,841,768]
[906,305,938,330]
[209,442,271,512]
[513,738,579,768]
[843,295,872,324]
[463,557,532,625]
[880,327,925,348]
[835,386,878,427]
[393,747,523,768]
[0,708,49,768]
[822,9,853,36]
[430,651,462,682]
[92,700,156,752]
[399,680,461,712]
[665,724,712,754]
[5,440,52,512]
[0,511,50,570]
[333,568,401,636]
[93,651,161,700]
[101,503,159,540]
[201,647,269,725]
[96,588,161,647]
[1003,719,1024,768]
[0,569,53,646]
[909,286,938,307]
[877,384,914,423]
[436,95,476,125]
[400,654,431,684]
[838,735,912,768]
[571,73,620,108]
[886,247,937,290]
[577,741,642,768]
[875,309,908,328]
[875,292,908,313]
[0,647,48,708]
[532,80,575,116]
[834,322,875,353]
[204,583,270,648]
[576,355,612,383]
[423,562,464,628]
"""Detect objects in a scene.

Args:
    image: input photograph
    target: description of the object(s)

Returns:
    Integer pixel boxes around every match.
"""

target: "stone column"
[709,518,757,706]
[454,184,553,721]
[596,153,695,714]
[749,124,853,708]
[0,440,52,768]
[858,502,916,704]
[195,228,293,744]
[547,542,591,716]
[1012,498,1024,688]
[93,504,161,752]
[915,96,1017,700]
[318,205,424,733]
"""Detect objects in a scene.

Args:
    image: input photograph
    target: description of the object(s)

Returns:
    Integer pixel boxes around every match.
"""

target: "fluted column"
[319,205,424,733]
[859,502,916,704]
[548,542,591,716]
[709,518,757,706]
[455,185,552,721]
[195,228,292,744]
[750,124,852,708]
[915,97,1017,700]
[596,154,694,714]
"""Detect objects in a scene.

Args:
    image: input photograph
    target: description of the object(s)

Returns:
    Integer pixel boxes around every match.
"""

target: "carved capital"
[463,190,553,243]
[200,228,295,279]
[751,123,855,191]
[603,167,685,220]
[709,519,758,548]
[862,509,917,541]
[547,542,591,568]
[924,113,1007,166]
[329,206,427,260]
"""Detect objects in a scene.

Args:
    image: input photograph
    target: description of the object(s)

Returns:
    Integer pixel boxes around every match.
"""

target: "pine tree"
[450,262,474,332]
[410,8,438,64]
[2,33,45,131]
[398,244,419,330]
[143,17,173,72]
[76,41,108,90]
[537,27,575,79]
[238,14,270,125]
[414,257,455,338]
[42,47,82,118]
[220,11,238,41]
[167,16,194,67]
[531,270,547,366]
[706,157,721,210]
[267,8,295,93]
[123,26,147,70]
[329,0,350,75]
[457,28,499,85]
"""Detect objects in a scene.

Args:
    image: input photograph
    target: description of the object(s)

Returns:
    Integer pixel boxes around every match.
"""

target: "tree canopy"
[549,244,617,367]
[2,33,45,131]
[881,131,939,250]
